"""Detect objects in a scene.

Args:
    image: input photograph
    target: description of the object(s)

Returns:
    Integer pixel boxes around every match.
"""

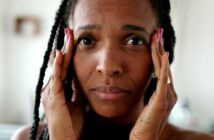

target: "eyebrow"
[76,24,102,31]
[76,24,150,36]
[122,24,150,36]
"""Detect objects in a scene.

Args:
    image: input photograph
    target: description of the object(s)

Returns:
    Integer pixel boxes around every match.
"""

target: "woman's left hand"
[130,29,177,140]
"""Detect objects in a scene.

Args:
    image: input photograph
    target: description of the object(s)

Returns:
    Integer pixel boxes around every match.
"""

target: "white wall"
[0,0,60,124]
[171,0,214,131]
[0,0,6,122]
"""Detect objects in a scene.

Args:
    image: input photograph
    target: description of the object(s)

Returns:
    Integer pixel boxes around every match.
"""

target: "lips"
[93,86,129,93]
[91,86,130,100]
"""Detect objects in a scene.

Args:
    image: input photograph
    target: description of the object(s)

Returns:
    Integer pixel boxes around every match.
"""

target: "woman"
[12,0,214,139]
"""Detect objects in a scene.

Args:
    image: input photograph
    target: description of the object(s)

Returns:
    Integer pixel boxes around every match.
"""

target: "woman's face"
[72,0,157,122]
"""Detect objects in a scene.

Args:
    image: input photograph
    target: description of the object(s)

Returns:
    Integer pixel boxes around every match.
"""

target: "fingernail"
[56,49,60,55]
[160,28,164,39]
[156,28,163,42]
[64,28,68,37]
[64,28,70,42]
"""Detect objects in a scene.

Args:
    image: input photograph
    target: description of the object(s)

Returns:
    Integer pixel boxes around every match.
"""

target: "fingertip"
[66,28,74,40]
[56,49,60,55]
[54,50,64,65]
[56,49,63,57]
[66,28,75,49]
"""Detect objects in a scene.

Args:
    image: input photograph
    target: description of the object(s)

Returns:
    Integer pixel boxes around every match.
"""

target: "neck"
[94,97,145,125]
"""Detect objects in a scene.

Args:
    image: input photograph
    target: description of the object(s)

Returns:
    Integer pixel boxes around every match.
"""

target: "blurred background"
[0,0,214,139]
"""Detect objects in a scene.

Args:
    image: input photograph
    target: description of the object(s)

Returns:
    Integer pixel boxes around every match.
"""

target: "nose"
[96,48,123,78]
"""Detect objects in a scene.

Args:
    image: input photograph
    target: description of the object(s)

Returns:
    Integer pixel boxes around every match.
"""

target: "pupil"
[84,38,91,45]
[132,38,139,44]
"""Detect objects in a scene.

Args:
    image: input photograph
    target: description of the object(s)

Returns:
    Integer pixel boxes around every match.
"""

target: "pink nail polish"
[156,28,161,42]
[157,31,160,42]
[160,28,163,39]
[64,28,68,36]
[64,28,70,42]
[56,49,61,55]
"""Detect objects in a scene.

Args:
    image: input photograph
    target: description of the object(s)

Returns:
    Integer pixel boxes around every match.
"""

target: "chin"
[90,102,138,124]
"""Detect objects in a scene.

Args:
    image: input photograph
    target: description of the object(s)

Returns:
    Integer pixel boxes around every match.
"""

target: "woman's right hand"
[41,28,84,140]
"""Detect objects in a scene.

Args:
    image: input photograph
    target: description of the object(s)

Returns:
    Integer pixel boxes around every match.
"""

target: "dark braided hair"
[30,0,176,139]
[29,0,72,139]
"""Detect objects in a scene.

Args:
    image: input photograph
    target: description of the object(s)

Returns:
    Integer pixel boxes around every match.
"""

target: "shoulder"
[161,123,214,140]
[11,122,47,140]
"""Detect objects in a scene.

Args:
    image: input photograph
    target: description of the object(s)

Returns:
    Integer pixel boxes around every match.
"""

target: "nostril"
[96,65,123,77]
[113,70,121,76]
[97,69,103,73]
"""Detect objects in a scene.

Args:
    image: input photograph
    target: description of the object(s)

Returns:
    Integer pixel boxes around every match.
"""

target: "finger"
[142,53,169,119]
[156,52,169,99]
[51,50,64,95]
[71,79,85,106]
[166,86,177,109]
[41,78,51,107]
[157,29,175,88]
[156,30,176,96]
[62,28,74,80]
[156,53,177,116]
[151,30,162,79]
[167,79,178,109]
[159,28,164,55]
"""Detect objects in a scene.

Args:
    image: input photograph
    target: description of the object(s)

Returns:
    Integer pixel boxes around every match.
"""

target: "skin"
[72,0,156,123]
[11,0,214,140]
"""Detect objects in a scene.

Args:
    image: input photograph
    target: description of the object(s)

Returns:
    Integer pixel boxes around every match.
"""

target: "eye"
[77,35,96,46]
[125,36,145,46]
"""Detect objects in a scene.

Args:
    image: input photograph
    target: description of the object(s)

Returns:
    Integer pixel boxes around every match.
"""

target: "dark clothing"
[39,110,133,140]
[80,110,133,140]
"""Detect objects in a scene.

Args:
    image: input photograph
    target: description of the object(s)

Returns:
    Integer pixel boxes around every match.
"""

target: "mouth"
[90,86,131,100]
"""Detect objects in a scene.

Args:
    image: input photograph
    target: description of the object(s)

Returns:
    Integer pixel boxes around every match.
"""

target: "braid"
[55,18,67,51]
[29,0,69,139]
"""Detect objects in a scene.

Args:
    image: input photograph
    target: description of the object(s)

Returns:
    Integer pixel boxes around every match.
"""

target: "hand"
[41,28,84,140]
[130,29,177,140]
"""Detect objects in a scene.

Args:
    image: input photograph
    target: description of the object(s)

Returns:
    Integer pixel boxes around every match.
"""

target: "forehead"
[71,0,157,33]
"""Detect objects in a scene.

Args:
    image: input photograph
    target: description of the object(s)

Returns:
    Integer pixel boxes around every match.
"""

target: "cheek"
[128,55,153,93]
[74,52,85,83]
[73,50,95,89]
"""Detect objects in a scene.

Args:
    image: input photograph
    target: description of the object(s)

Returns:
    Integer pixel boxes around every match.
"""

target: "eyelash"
[124,35,147,47]
[76,34,148,49]
[77,34,96,47]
